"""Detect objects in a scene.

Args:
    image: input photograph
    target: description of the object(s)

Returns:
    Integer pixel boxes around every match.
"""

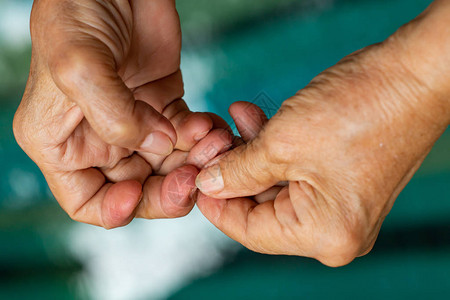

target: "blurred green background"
[1,0,449,299]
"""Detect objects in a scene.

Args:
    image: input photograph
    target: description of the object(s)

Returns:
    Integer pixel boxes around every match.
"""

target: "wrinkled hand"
[196,2,450,267]
[13,0,232,228]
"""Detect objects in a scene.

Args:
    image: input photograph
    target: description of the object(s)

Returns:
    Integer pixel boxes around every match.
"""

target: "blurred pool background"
[1,0,449,299]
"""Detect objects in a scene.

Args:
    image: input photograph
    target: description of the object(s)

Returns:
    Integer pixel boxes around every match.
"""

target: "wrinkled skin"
[196,1,450,267]
[13,0,233,228]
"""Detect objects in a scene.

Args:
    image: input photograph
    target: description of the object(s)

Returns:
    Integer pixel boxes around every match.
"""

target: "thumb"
[195,138,281,199]
[50,46,176,155]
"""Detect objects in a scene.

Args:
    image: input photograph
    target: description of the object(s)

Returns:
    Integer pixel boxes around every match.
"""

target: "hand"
[196,2,450,266]
[13,0,232,228]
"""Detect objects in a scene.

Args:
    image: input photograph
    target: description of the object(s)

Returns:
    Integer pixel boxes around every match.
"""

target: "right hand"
[13,0,232,228]
[196,2,450,266]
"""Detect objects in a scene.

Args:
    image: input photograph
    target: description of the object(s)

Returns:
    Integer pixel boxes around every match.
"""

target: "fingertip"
[176,112,213,150]
[229,101,268,142]
[195,164,225,196]
[191,112,214,141]
[102,180,142,229]
[161,165,199,217]
[228,101,248,115]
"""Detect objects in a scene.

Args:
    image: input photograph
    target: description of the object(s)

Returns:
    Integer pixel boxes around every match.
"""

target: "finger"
[50,45,176,155]
[52,105,85,145]
[138,101,213,170]
[229,101,268,142]
[228,101,266,149]
[195,100,278,198]
[134,73,217,151]
[133,70,185,113]
[162,99,213,151]
[139,106,232,174]
[186,129,233,169]
[137,152,166,173]
[196,187,302,255]
[205,112,233,134]
[288,181,363,266]
[55,117,133,172]
[195,138,279,199]
[47,169,142,229]
[136,165,198,219]
[158,150,189,176]
[254,186,283,204]
[101,180,142,228]
[100,154,152,184]
[152,127,234,177]
[174,112,214,150]
[232,102,283,204]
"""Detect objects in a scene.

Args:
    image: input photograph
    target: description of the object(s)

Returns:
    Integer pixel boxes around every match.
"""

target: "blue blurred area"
[0,0,449,299]
[199,0,432,113]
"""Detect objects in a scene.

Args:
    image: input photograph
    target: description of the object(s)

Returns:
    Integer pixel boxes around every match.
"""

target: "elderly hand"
[196,1,450,266]
[13,0,232,228]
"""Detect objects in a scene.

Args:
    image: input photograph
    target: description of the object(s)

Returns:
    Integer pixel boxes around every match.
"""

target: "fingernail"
[194,130,210,141]
[195,164,224,194]
[140,132,173,155]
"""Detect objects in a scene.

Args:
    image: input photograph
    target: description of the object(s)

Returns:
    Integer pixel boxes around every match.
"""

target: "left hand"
[13,0,233,228]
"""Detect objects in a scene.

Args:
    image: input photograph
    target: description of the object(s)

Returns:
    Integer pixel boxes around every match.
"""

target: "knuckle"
[260,116,297,166]
[246,244,265,255]
[101,119,135,146]
[13,106,33,151]
[317,226,364,267]
[12,112,25,147]
[261,129,283,159]
[50,48,104,95]
[258,134,291,179]
[51,49,87,85]
[244,237,267,255]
